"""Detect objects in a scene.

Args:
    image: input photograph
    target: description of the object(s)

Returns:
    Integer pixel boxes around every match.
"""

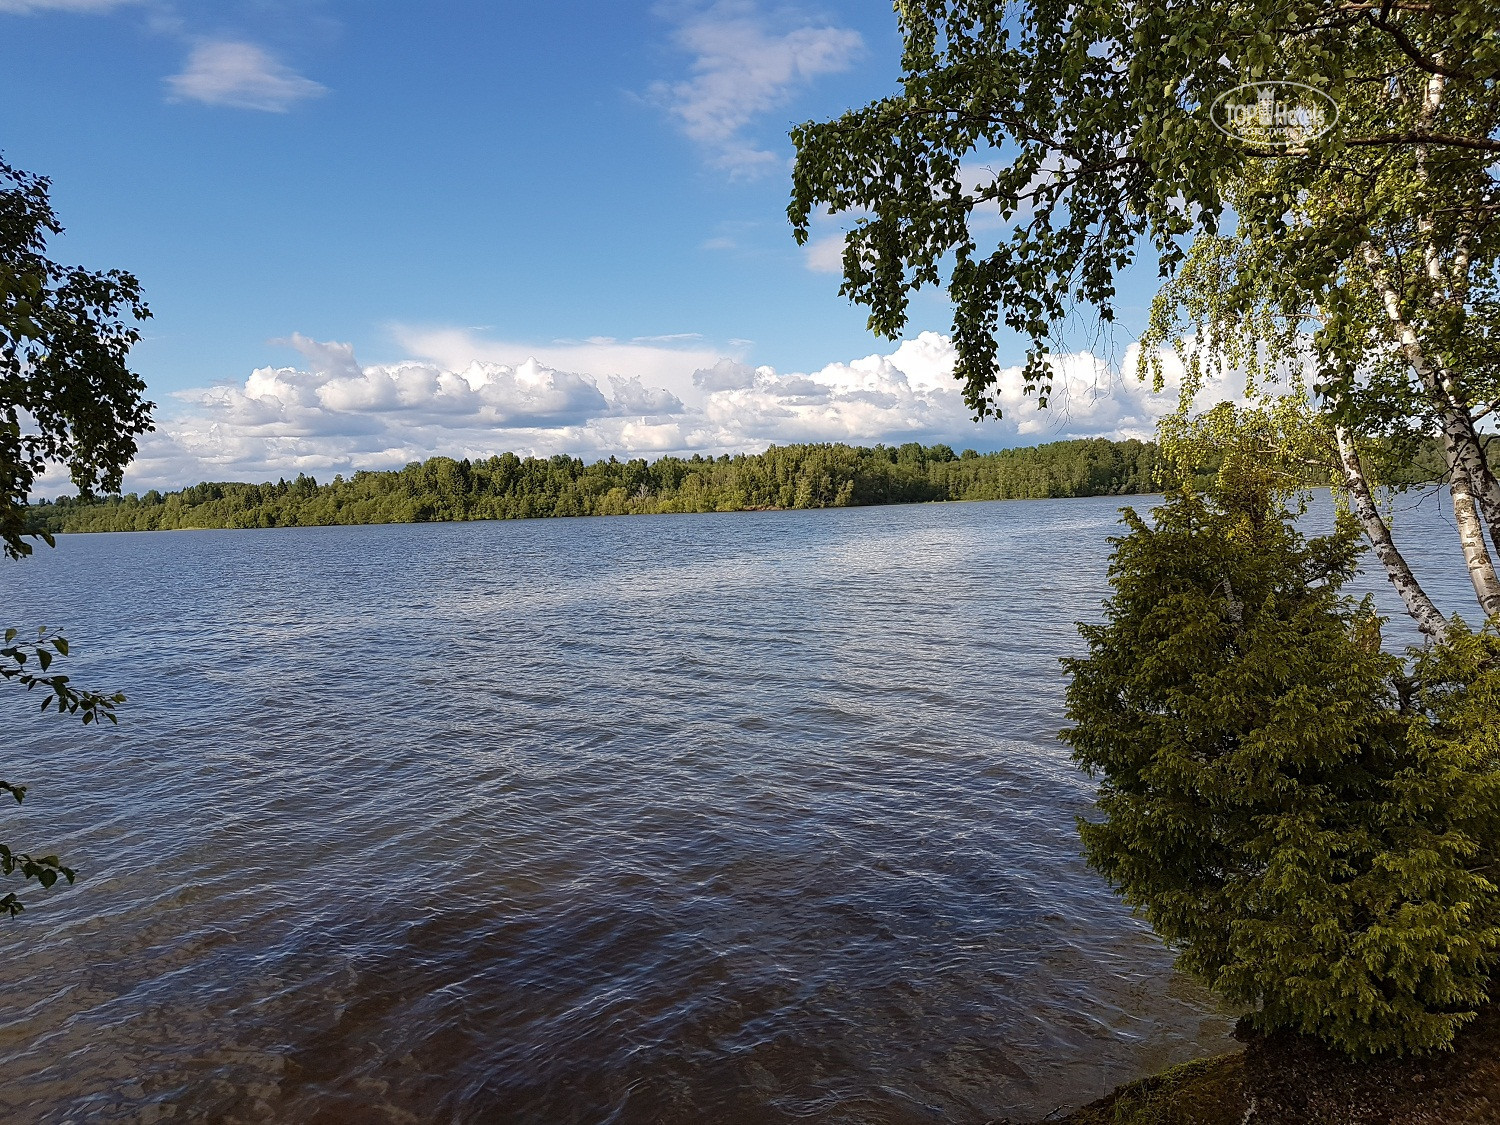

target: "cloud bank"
[118,332,1242,491]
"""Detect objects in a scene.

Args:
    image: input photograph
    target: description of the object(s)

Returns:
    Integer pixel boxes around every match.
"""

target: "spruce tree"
[1063,490,1500,1055]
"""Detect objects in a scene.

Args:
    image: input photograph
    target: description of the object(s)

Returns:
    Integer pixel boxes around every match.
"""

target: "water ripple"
[0,494,1470,1122]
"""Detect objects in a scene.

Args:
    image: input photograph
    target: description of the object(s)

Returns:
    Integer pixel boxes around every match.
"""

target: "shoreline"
[1014,1003,1500,1123]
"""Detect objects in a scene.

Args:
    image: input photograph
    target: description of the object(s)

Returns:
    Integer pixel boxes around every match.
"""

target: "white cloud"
[166,41,326,112]
[693,358,759,392]
[651,2,862,174]
[631,332,704,344]
[393,325,732,406]
[114,331,1254,492]
[803,233,845,273]
[0,0,136,11]
[608,374,685,416]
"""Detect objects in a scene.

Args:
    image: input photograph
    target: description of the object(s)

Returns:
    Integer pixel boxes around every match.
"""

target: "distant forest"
[28,438,1168,533]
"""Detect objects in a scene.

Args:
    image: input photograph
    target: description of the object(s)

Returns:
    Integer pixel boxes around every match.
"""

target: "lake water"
[0,491,1474,1123]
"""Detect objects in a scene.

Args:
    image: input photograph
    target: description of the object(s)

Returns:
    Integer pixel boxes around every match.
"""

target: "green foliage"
[1063,489,1500,1056]
[24,438,1163,533]
[790,0,1498,418]
[0,627,125,917]
[1157,400,1334,508]
[1,627,125,726]
[2,155,144,916]
[790,0,1500,628]
[1,154,153,561]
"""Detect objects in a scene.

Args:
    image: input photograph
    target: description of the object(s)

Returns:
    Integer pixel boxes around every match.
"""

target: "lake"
[0,491,1472,1123]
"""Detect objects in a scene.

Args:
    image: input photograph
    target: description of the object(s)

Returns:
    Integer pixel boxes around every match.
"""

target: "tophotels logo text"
[1211,82,1338,148]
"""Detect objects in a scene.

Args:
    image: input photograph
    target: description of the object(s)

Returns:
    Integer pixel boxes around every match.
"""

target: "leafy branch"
[2,626,124,724]
[1,626,123,917]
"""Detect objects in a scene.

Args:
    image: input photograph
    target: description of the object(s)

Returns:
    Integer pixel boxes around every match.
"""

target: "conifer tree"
[1063,487,1500,1055]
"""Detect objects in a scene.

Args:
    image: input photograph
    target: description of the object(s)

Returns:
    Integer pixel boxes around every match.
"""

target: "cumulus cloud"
[651,2,862,174]
[115,331,1255,492]
[608,374,685,416]
[166,41,326,112]
[394,325,730,405]
[693,358,758,392]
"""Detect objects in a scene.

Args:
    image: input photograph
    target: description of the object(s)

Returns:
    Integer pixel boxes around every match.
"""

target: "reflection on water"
[0,492,1469,1123]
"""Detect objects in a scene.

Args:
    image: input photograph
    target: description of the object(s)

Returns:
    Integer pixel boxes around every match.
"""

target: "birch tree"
[789,0,1500,636]
[2,155,152,559]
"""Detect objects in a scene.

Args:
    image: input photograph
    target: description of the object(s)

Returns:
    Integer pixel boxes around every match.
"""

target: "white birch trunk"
[1335,427,1449,641]
[1445,435,1500,618]
[1359,242,1500,614]
[1407,66,1500,556]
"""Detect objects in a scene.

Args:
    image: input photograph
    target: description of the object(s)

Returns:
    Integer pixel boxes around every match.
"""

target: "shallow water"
[0,491,1472,1123]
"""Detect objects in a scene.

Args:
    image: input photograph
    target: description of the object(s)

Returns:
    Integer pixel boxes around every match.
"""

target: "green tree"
[792,17,1500,1054]
[2,155,153,559]
[789,0,1500,637]
[27,438,1173,531]
[2,155,149,914]
[1063,486,1500,1055]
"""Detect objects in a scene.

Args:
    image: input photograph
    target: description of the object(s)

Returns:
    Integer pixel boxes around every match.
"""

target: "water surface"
[0,491,1471,1123]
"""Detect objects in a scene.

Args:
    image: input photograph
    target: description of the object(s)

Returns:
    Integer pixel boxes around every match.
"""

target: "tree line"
[27,438,1161,533]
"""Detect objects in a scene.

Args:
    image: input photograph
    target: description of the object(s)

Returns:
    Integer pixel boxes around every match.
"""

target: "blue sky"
[2,0,1179,488]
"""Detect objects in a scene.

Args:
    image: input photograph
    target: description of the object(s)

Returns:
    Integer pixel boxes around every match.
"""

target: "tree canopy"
[790,0,1497,410]
[1,154,153,560]
[790,0,1500,636]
